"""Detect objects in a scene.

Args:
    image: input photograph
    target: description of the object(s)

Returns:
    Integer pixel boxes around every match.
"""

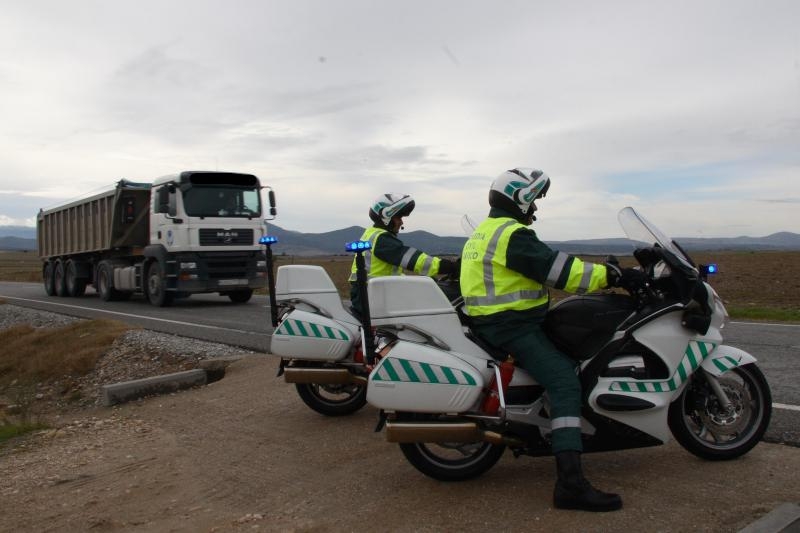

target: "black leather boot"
[553,451,622,512]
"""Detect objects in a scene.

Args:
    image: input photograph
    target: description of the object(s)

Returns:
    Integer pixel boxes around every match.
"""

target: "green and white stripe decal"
[274,318,350,341]
[372,357,477,386]
[711,355,741,373]
[610,341,718,393]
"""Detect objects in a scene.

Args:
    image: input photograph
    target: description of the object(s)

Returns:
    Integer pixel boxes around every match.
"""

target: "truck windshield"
[182,186,262,218]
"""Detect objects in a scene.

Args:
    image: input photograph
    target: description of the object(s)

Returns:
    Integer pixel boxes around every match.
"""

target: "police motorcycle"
[358,207,772,481]
[260,236,372,416]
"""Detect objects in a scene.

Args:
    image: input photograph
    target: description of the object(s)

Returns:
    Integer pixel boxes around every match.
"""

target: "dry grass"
[0,251,41,282]
[0,319,131,385]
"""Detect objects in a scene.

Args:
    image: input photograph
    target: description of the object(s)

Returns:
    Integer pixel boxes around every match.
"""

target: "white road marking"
[730,321,800,328]
[773,403,800,412]
[0,295,264,336]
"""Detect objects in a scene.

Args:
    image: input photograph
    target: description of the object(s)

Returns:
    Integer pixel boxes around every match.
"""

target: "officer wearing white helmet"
[460,168,646,512]
[349,193,457,315]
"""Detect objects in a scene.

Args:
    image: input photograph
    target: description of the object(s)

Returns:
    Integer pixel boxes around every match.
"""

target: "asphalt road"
[2,280,798,447]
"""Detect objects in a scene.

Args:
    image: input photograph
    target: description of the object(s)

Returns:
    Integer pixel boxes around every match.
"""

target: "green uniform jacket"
[349,225,445,314]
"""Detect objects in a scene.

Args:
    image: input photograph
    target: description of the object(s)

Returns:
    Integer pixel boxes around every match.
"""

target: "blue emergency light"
[700,263,718,276]
[259,236,278,245]
[345,240,371,252]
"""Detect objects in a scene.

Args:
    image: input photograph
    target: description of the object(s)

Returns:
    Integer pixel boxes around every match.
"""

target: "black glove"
[606,263,649,293]
[438,258,457,276]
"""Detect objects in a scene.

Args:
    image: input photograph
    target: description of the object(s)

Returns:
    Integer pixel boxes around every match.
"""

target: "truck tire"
[65,260,87,297]
[54,260,68,297]
[146,262,174,307]
[227,289,253,303]
[97,261,123,302]
[43,261,56,296]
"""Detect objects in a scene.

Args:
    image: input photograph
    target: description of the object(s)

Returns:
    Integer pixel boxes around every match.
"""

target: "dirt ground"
[1,355,798,533]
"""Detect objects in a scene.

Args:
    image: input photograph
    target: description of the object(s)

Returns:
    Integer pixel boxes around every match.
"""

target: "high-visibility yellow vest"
[349,227,401,281]
[460,217,548,316]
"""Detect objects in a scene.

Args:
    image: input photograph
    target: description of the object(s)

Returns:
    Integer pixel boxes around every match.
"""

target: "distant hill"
[0,236,37,251]
[266,225,800,256]
[2,223,799,254]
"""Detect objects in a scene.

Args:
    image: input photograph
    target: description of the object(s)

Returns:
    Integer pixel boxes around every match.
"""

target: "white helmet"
[489,168,550,219]
[369,193,416,226]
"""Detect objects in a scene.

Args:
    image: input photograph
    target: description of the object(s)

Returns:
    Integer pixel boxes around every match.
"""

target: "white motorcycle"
[360,207,772,481]
[262,238,373,416]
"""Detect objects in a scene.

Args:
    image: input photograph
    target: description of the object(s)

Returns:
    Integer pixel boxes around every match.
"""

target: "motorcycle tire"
[668,363,772,461]
[294,382,367,416]
[396,414,506,482]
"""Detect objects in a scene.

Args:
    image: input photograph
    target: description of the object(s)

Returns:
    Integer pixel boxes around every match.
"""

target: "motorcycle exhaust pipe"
[385,420,522,446]
[283,367,367,386]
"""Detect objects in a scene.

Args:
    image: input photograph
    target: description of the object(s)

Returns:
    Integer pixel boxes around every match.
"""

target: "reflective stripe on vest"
[349,227,402,282]
[461,217,548,316]
[547,250,607,294]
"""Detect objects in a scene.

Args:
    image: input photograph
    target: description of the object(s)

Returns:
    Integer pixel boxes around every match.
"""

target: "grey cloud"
[758,198,800,204]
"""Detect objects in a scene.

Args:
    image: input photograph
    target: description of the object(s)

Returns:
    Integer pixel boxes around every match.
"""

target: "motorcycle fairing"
[607,340,717,394]
[367,340,486,413]
[270,309,357,361]
[700,344,756,378]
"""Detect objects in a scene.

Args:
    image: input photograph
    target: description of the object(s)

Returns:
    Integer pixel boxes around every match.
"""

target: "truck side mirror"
[156,187,170,214]
[268,190,277,216]
[168,190,177,217]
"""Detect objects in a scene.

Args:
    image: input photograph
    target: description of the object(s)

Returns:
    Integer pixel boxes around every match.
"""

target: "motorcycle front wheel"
[668,363,772,460]
[295,382,367,416]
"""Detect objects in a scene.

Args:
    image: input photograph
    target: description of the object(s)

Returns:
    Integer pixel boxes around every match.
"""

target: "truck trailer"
[37,170,277,306]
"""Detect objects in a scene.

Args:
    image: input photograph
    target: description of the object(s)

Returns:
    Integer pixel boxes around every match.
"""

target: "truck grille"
[199,228,254,246]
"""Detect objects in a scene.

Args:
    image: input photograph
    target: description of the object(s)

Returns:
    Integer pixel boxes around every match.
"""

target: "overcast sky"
[1,0,798,240]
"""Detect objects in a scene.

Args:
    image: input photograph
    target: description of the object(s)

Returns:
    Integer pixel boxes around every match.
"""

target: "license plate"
[218,279,247,286]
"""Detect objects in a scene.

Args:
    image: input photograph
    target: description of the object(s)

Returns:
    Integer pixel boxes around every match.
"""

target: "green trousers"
[473,321,583,453]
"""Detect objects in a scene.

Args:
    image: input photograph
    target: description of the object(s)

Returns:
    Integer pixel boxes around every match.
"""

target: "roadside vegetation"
[1,250,798,323]
[0,317,130,443]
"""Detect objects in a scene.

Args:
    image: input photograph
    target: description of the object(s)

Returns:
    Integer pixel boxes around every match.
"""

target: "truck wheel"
[227,289,253,303]
[146,262,174,307]
[43,262,56,296]
[54,260,68,297]
[65,260,87,297]
[97,261,119,301]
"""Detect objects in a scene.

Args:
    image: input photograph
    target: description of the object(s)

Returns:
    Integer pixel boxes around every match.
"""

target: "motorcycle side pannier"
[544,294,635,360]
[270,309,356,361]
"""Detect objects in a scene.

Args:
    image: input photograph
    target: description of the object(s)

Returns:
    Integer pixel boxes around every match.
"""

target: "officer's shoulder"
[511,225,538,239]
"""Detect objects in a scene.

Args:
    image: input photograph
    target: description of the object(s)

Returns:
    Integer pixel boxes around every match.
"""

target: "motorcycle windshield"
[617,207,696,272]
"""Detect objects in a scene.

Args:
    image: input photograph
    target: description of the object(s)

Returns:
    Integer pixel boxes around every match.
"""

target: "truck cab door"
[153,185,180,248]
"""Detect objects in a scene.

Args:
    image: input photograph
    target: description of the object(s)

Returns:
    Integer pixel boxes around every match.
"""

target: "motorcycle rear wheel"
[397,415,506,482]
[668,363,771,460]
[294,382,367,416]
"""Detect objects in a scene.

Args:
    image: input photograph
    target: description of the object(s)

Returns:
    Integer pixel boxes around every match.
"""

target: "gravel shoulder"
[1,304,799,532]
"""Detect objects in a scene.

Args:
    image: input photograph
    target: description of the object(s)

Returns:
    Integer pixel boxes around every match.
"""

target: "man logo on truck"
[217,230,239,244]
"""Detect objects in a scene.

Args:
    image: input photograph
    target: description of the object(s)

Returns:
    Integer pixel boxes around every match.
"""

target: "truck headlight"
[256,260,267,269]
[180,262,198,270]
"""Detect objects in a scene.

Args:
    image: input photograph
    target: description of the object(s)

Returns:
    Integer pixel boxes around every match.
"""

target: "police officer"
[350,193,457,315]
[460,168,645,512]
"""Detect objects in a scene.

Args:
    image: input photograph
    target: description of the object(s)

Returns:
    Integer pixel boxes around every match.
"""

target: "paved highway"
[2,280,798,446]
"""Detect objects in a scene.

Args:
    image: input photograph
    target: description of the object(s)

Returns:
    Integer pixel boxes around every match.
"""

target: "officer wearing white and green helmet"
[460,168,646,513]
[349,193,457,315]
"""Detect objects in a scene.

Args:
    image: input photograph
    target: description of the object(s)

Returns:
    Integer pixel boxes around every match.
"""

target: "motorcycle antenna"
[460,214,478,236]
[345,240,376,364]
[259,235,279,327]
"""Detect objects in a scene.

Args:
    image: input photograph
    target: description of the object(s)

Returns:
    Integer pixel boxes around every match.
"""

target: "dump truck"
[37,170,277,306]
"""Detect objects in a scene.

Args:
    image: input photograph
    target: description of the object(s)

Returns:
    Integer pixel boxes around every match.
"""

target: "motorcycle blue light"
[707,264,718,274]
[259,236,278,244]
[345,240,371,252]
